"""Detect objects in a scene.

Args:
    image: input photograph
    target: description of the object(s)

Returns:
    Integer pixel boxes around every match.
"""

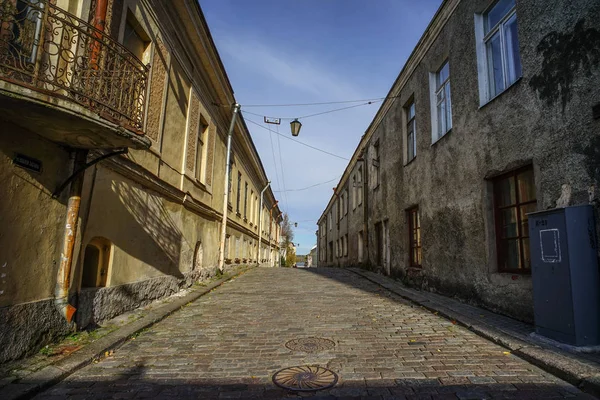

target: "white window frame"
[429,61,452,143]
[475,0,522,105]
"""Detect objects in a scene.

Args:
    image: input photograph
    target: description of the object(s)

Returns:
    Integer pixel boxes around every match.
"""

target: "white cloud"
[218,35,362,101]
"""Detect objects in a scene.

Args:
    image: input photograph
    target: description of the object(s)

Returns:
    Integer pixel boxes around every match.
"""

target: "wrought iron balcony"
[0,0,150,145]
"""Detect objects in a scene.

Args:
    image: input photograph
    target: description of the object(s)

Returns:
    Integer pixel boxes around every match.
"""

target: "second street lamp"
[290,119,302,136]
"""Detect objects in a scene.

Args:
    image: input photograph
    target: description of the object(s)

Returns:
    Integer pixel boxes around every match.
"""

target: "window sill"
[479,77,522,110]
[497,269,531,276]
[404,156,417,167]
[431,128,452,146]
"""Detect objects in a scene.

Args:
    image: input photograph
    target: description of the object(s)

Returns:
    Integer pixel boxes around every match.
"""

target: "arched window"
[81,237,112,288]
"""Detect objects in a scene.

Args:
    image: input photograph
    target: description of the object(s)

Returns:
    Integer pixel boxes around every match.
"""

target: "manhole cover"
[272,365,338,391]
[285,337,335,353]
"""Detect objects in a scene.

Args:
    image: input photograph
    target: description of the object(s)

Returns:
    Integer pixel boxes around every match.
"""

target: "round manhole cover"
[285,337,335,353]
[272,365,338,391]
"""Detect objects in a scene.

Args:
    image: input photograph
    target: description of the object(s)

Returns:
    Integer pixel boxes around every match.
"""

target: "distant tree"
[281,213,294,244]
[279,214,297,267]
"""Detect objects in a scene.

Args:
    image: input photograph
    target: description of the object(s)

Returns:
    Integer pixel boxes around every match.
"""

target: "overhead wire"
[214,94,401,108]
[242,100,383,121]
[244,118,350,161]
[273,176,340,193]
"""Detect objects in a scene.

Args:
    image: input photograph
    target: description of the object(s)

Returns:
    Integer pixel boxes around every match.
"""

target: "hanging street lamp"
[290,119,302,136]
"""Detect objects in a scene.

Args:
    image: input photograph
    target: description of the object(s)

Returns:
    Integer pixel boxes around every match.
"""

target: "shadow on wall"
[109,180,186,279]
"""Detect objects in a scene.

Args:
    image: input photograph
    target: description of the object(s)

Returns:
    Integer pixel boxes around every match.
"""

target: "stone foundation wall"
[0,299,71,363]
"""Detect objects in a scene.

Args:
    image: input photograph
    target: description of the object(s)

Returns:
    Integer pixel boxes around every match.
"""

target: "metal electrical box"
[528,204,600,346]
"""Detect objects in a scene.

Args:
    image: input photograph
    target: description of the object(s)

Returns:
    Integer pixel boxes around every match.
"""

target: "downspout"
[362,155,369,267]
[54,149,88,323]
[90,0,109,68]
[256,181,271,265]
[218,103,241,272]
[268,202,277,267]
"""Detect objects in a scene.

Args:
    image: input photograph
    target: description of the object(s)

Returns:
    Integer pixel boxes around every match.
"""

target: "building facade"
[317,0,600,322]
[0,0,281,362]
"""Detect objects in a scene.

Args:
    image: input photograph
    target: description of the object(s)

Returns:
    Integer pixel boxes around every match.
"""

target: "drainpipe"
[90,0,109,68]
[55,149,88,323]
[362,155,369,266]
[218,103,241,272]
[256,181,271,266]
[268,202,278,267]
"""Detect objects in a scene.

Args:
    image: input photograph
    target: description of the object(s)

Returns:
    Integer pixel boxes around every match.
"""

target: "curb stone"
[347,267,600,399]
[0,268,252,400]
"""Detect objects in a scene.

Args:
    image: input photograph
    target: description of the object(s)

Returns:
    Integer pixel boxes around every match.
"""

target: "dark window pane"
[500,239,520,270]
[487,31,505,97]
[501,207,518,238]
[520,203,536,237]
[503,13,522,84]
[496,176,516,207]
[485,0,515,33]
[517,169,535,202]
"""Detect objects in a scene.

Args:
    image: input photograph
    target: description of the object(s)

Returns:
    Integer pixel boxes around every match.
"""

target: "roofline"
[317,0,460,224]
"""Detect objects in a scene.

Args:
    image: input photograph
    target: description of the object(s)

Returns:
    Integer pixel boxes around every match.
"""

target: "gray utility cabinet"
[528,204,600,346]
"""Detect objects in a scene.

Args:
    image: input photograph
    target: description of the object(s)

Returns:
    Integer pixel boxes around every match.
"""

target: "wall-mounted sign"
[264,116,281,125]
[13,153,42,173]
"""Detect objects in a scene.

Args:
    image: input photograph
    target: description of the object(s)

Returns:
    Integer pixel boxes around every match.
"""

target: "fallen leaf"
[503,351,511,355]
[451,320,457,325]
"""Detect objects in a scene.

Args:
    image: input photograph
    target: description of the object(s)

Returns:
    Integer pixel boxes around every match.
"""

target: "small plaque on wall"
[13,153,42,173]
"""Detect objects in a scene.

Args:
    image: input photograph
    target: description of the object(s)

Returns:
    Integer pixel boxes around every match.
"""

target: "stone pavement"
[29,267,596,399]
[349,268,600,395]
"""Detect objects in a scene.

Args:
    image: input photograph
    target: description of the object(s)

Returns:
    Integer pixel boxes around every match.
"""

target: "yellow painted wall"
[0,124,71,306]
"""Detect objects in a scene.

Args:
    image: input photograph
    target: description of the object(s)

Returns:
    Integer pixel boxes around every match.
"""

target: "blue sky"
[201,0,443,255]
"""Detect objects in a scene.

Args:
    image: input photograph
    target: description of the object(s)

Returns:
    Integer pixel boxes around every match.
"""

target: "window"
[358,231,364,262]
[408,207,422,267]
[81,237,112,288]
[357,166,363,205]
[431,61,452,142]
[328,212,332,231]
[372,141,380,188]
[236,172,242,213]
[493,166,536,272]
[195,116,208,181]
[406,101,416,162]
[339,195,344,220]
[352,175,357,210]
[244,182,248,219]
[476,0,522,102]
[250,190,255,223]
[344,234,348,256]
[123,15,149,62]
[344,190,348,216]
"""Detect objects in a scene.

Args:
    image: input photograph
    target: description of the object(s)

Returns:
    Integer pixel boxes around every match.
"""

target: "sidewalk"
[0,265,253,400]
[348,267,600,398]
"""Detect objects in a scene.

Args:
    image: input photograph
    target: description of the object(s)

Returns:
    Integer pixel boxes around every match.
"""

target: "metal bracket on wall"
[52,148,128,198]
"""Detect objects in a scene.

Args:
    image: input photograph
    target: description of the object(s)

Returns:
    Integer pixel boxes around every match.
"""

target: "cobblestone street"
[34,268,589,399]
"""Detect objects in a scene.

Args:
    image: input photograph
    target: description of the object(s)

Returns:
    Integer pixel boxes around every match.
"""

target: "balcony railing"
[0,0,148,133]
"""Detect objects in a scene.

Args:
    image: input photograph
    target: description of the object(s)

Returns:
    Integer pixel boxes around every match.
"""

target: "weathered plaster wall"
[318,0,600,322]
[0,124,73,361]
[379,0,600,321]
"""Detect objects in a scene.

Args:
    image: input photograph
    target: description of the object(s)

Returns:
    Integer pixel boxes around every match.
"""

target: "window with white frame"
[430,61,452,142]
[406,101,416,162]
[476,0,522,103]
